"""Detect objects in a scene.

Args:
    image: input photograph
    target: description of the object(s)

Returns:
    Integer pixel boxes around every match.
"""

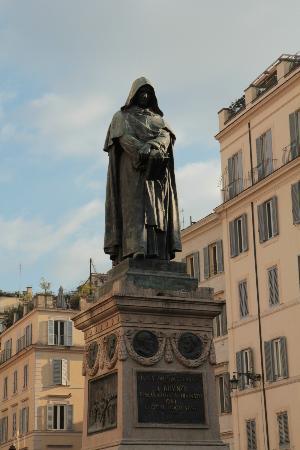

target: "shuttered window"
[53,359,68,385]
[12,412,17,437]
[213,303,227,337]
[236,348,253,390]
[217,373,232,413]
[204,240,224,278]
[246,419,257,450]
[0,417,8,444]
[25,324,32,346]
[291,181,300,224]
[264,337,288,382]
[47,404,73,430]
[228,150,243,199]
[256,129,273,181]
[239,280,249,318]
[19,406,29,435]
[289,110,300,159]
[229,214,248,258]
[277,411,290,448]
[48,319,73,346]
[268,266,279,306]
[186,252,200,281]
[23,364,28,388]
[13,370,18,393]
[257,196,279,243]
[3,377,7,399]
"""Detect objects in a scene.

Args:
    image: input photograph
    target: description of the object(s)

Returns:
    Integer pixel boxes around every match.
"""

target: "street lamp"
[230,371,261,391]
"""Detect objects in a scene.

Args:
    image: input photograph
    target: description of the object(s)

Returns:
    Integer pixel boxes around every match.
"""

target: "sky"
[0,0,299,294]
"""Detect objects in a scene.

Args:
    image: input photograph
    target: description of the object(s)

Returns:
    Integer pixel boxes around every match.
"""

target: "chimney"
[26,287,33,297]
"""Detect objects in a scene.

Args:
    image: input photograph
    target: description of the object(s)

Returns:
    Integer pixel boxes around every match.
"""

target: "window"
[3,377,7,399]
[246,419,257,450]
[12,412,17,437]
[227,150,243,199]
[264,337,288,382]
[47,404,73,430]
[268,266,279,306]
[256,129,273,180]
[53,359,68,385]
[257,197,279,242]
[23,364,28,389]
[236,348,253,390]
[289,110,300,159]
[239,280,249,318]
[13,370,18,394]
[48,320,73,346]
[19,406,29,435]
[213,303,227,337]
[185,252,200,280]
[0,417,8,444]
[277,411,290,448]
[25,324,32,347]
[217,373,232,413]
[291,181,300,224]
[229,214,248,257]
[204,240,224,278]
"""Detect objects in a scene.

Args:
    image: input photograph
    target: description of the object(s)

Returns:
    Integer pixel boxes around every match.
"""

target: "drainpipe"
[250,201,270,450]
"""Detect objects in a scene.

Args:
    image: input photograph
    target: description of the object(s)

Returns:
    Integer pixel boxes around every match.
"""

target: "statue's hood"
[122,77,163,116]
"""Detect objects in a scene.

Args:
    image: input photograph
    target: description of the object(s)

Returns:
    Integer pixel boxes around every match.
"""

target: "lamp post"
[230,371,261,391]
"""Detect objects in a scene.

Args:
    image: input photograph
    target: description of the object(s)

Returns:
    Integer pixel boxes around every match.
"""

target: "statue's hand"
[150,147,164,160]
[139,143,151,162]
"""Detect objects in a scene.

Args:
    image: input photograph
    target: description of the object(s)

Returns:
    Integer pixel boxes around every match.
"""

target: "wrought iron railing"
[226,95,246,122]
[221,145,300,203]
[255,73,278,100]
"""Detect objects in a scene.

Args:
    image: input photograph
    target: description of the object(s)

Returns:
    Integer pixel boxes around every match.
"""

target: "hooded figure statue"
[103,77,182,265]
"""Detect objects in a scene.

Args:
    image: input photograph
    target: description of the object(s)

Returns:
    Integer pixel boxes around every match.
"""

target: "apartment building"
[179,53,300,450]
[0,293,21,333]
[0,294,85,450]
[178,214,233,448]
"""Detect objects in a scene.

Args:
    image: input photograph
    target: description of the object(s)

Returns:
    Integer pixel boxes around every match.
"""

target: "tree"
[40,277,51,294]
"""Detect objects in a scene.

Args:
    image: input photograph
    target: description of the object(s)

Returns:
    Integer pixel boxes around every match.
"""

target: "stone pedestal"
[73,260,228,450]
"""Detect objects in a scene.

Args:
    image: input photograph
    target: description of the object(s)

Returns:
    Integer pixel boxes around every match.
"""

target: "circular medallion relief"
[178,333,202,360]
[133,330,159,358]
[87,341,99,369]
[106,334,117,360]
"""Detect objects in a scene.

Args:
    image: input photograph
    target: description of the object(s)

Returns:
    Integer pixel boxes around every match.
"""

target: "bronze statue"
[103,77,182,265]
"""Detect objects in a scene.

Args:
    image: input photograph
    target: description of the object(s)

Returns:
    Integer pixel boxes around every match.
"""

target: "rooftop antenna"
[89,258,92,295]
[18,263,22,299]
[181,208,185,229]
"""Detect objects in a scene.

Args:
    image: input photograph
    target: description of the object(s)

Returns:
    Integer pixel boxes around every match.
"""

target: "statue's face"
[135,85,154,109]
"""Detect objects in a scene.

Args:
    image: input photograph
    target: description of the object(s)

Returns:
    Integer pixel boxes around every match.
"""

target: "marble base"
[73,260,228,450]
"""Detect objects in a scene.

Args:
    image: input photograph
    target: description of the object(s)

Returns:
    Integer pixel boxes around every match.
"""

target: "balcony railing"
[255,73,278,100]
[226,95,246,122]
[221,145,299,203]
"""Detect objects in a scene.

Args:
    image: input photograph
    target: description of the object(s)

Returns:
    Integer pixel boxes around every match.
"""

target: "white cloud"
[0,199,103,263]
[176,159,222,225]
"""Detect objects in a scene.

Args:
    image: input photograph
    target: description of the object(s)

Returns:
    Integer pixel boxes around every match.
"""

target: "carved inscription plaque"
[88,372,117,434]
[136,371,205,424]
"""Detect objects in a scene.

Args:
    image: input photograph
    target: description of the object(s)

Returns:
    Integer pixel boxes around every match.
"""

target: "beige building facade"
[179,53,300,450]
[0,294,85,450]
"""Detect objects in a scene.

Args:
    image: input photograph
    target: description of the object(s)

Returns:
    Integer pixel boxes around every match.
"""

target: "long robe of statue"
[103,77,182,265]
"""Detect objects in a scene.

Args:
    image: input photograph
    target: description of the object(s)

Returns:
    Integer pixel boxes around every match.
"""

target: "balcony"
[254,72,278,100]
[221,146,299,203]
[226,95,246,123]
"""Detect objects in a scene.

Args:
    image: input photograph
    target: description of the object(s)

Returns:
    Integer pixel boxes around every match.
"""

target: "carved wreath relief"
[83,329,213,376]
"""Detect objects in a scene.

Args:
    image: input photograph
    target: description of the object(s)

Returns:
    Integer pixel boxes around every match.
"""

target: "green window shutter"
[264,130,273,176]
[224,372,232,413]
[246,419,257,450]
[271,196,279,236]
[48,320,54,345]
[221,304,228,335]
[239,281,249,317]
[256,136,264,180]
[203,247,210,279]
[193,252,200,281]
[279,337,289,378]
[47,405,54,430]
[216,240,224,273]
[236,351,245,390]
[289,111,299,159]
[291,181,300,224]
[242,214,249,251]
[264,340,275,381]
[53,359,62,384]
[268,266,279,305]
[257,203,267,243]
[278,412,290,447]
[66,405,73,430]
[64,320,73,346]
[229,220,237,257]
